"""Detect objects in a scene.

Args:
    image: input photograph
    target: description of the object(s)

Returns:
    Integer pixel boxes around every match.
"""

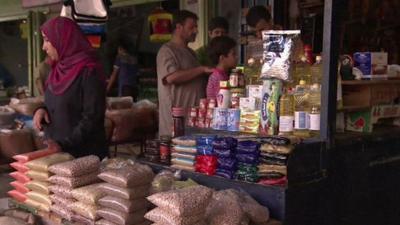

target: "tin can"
[229,70,239,88]
[206,108,214,119]
[208,98,216,109]
[199,98,208,109]
[212,108,228,130]
[190,107,198,118]
[227,109,241,131]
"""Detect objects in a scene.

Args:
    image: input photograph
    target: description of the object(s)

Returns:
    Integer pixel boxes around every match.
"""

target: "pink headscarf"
[41,17,104,95]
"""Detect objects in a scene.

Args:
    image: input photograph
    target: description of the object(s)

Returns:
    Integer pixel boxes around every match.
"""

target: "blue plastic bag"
[236,140,260,154]
[196,145,214,155]
[217,157,236,170]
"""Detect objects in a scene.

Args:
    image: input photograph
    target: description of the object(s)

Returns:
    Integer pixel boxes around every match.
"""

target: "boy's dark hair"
[208,16,229,32]
[173,10,198,30]
[246,5,271,28]
[207,36,237,66]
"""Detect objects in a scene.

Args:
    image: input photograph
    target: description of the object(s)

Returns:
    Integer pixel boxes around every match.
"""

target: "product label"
[294,111,309,129]
[310,114,320,131]
[279,116,294,132]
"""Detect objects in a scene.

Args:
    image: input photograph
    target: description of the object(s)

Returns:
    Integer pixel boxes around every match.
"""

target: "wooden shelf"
[342,80,400,85]
[339,106,371,112]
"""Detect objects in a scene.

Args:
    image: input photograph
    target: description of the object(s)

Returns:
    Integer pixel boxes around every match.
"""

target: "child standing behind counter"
[206,36,238,99]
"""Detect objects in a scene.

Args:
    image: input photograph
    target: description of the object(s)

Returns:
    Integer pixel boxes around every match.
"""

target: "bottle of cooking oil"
[308,83,321,136]
[293,80,310,138]
[279,88,294,135]
[294,56,311,85]
[311,56,323,84]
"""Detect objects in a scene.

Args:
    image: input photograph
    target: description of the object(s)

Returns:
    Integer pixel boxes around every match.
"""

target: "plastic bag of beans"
[49,194,75,210]
[70,201,98,221]
[48,170,100,188]
[98,183,149,200]
[95,219,118,225]
[96,208,146,225]
[26,170,50,182]
[72,214,96,225]
[9,162,29,173]
[98,163,154,188]
[98,196,149,213]
[10,181,29,193]
[50,204,74,221]
[13,148,59,163]
[25,181,50,195]
[144,207,204,225]
[48,185,73,198]
[71,183,106,205]
[147,185,212,216]
[26,152,73,172]
[49,155,100,177]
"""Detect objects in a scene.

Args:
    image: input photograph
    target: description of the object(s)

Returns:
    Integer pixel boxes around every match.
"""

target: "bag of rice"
[26,152,73,172]
[97,208,146,225]
[26,170,50,182]
[0,216,28,225]
[49,155,100,177]
[24,198,50,212]
[48,185,73,198]
[147,185,212,216]
[26,191,51,206]
[95,219,118,225]
[144,207,204,225]
[71,183,106,205]
[98,196,149,213]
[72,214,96,225]
[70,201,98,220]
[49,170,100,188]
[25,181,50,195]
[98,183,149,200]
[98,163,154,188]
[13,148,59,163]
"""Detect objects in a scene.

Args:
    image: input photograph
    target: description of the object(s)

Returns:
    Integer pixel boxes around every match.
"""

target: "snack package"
[9,171,31,184]
[9,162,29,173]
[239,111,261,134]
[261,30,301,80]
[7,190,27,202]
[13,148,60,163]
[260,79,283,135]
[26,191,51,206]
[25,181,50,195]
[26,170,51,182]
[26,152,74,172]
[10,181,29,194]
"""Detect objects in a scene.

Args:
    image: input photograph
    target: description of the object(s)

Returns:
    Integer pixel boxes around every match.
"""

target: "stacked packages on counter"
[195,135,217,176]
[97,160,154,225]
[47,155,101,223]
[213,137,237,179]
[258,138,294,186]
[235,141,260,183]
[170,136,197,172]
[8,148,61,210]
[145,185,213,225]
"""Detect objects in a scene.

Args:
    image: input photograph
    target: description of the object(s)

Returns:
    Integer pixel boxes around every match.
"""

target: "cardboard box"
[353,52,388,79]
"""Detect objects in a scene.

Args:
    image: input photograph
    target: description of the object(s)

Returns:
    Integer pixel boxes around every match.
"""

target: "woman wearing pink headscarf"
[33,17,108,158]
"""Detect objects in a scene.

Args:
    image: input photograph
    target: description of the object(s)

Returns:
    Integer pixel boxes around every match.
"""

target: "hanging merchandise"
[148,8,173,43]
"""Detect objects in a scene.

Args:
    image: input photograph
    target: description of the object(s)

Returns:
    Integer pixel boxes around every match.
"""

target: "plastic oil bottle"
[309,83,321,136]
[293,80,310,138]
[294,56,311,85]
[279,88,295,135]
[311,56,323,85]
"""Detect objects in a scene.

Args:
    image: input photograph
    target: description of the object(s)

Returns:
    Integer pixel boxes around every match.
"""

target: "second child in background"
[206,36,237,99]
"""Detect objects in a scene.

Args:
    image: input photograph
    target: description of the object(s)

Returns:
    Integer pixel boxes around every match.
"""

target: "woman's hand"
[33,108,50,131]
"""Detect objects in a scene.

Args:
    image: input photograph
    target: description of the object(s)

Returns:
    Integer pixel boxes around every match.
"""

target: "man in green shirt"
[197,16,229,66]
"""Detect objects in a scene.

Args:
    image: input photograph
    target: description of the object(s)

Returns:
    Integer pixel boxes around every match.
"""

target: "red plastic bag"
[195,155,217,175]
[13,148,60,163]
[258,176,287,186]
[7,190,27,202]
[9,162,29,173]
[10,181,29,194]
[9,171,31,183]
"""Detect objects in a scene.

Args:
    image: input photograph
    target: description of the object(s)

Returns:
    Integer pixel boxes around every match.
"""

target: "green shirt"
[196,45,211,66]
